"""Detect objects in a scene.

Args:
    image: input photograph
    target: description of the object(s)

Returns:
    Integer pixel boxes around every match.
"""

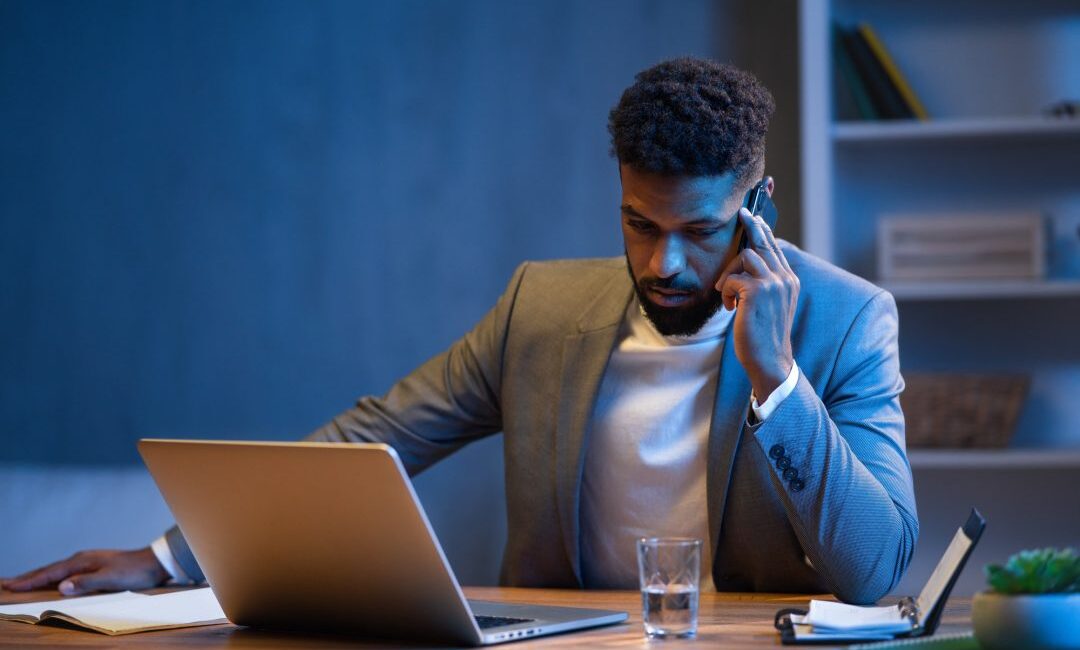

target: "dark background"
[0,0,800,465]
[0,0,800,583]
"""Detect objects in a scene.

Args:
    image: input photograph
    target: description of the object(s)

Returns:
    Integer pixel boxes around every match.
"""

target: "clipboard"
[775,508,986,645]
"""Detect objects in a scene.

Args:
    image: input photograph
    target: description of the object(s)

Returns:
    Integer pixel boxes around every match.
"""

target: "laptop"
[138,439,628,645]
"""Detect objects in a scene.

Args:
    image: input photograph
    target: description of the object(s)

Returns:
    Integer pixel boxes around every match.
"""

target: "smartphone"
[735,178,780,252]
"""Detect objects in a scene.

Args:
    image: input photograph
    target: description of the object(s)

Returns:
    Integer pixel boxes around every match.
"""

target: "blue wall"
[1,0,722,464]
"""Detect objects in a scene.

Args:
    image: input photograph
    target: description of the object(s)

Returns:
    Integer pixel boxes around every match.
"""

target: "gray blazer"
[166,243,918,604]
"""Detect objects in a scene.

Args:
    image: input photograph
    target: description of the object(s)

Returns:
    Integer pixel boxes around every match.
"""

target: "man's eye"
[628,220,656,233]
[688,228,721,238]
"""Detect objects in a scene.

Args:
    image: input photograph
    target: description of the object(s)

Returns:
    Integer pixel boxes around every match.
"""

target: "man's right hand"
[0,547,169,596]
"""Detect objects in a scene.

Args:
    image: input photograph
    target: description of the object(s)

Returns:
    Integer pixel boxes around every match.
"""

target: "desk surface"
[0,587,973,648]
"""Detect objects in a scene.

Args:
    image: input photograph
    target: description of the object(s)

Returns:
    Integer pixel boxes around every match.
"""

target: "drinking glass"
[636,537,701,638]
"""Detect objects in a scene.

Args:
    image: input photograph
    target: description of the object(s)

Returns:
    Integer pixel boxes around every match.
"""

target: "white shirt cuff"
[150,535,194,585]
[751,361,800,422]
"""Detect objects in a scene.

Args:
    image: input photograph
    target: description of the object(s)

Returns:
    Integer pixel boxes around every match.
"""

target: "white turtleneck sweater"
[579,298,798,591]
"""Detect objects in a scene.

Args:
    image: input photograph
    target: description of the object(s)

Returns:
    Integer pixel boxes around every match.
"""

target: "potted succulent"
[973,547,1080,650]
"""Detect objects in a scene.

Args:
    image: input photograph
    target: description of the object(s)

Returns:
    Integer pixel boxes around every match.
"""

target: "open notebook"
[0,587,226,635]
[775,508,986,645]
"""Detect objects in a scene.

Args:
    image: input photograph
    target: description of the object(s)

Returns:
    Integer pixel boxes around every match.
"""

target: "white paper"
[0,591,146,620]
[804,599,912,634]
[0,588,226,635]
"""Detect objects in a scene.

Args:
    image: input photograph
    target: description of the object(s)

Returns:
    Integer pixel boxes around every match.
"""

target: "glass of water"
[637,537,701,638]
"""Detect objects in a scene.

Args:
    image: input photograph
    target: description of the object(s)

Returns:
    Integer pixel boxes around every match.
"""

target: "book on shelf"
[833,22,925,121]
[832,23,879,121]
[840,26,913,120]
[857,23,929,121]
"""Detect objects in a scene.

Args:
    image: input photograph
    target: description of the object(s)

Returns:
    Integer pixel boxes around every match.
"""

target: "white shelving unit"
[799,0,1080,295]
[798,0,1080,456]
[833,116,1080,143]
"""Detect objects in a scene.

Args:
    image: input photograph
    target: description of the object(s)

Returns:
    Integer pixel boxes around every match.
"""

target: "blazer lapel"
[706,324,752,563]
[554,273,632,586]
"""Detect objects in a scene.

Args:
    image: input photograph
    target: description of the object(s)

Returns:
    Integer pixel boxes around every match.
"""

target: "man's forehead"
[620,165,742,218]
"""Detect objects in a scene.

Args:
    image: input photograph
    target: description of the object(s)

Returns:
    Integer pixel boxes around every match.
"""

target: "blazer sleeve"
[749,289,917,605]
[160,262,531,584]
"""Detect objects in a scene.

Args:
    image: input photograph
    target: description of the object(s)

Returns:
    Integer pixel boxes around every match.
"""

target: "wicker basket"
[901,373,1030,448]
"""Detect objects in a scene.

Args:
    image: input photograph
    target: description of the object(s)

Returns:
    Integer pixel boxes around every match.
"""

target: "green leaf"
[984,548,1080,594]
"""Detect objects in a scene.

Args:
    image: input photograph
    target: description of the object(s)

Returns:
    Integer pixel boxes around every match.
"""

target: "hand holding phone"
[735,178,779,252]
[716,176,798,401]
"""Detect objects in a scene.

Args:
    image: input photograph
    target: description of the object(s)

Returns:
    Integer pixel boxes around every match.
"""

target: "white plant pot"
[973,591,1080,650]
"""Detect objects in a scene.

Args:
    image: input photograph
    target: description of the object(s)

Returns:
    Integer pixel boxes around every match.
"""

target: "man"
[2,58,917,605]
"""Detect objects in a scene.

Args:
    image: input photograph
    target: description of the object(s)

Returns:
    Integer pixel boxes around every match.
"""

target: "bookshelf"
[798,0,1080,449]
[833,116,1080,143]
[801,0,1080,267]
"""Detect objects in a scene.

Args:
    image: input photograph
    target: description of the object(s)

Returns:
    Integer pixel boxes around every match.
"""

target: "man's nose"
[650,235,686,279]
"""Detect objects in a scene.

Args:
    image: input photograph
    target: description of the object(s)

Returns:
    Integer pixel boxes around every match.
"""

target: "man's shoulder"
[512,257,628,296]
[780,240,891,313]
[517,256,626,278]
[779,241,898,384]
[506,257,631,331]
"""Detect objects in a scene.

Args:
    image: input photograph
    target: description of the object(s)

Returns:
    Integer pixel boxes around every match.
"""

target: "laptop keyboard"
[475,615,535,629]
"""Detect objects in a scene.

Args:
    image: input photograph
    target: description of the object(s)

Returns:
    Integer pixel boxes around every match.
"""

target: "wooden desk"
[0,587,973,648]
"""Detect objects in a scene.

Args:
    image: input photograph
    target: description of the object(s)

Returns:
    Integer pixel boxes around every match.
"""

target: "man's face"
[620,164,748,336]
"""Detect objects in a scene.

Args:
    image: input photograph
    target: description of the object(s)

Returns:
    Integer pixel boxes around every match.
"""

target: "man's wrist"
[751,361,800,423]
[748,357,794,402]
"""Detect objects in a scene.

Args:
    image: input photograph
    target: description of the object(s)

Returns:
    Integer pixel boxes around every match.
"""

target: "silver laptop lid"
[139,439,483,645]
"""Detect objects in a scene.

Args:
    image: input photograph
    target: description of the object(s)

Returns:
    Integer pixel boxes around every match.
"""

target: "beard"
[625,253,725,337]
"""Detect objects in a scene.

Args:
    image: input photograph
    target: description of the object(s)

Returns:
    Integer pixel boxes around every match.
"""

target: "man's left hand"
[716,207,799,400]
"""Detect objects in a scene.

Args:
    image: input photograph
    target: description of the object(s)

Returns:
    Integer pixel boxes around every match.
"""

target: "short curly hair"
[608,58,775,185]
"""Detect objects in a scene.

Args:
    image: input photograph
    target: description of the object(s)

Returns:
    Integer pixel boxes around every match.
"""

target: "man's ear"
[764,175,775,197]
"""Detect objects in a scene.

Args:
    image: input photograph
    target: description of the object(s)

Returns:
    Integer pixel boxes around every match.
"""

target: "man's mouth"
[646,286,696,307]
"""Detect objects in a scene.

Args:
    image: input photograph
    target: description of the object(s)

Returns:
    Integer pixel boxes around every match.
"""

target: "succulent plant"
[985,548,1080,595]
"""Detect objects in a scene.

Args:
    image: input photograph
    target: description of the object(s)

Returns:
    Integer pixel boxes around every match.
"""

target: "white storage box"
[877,213,1046,281]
